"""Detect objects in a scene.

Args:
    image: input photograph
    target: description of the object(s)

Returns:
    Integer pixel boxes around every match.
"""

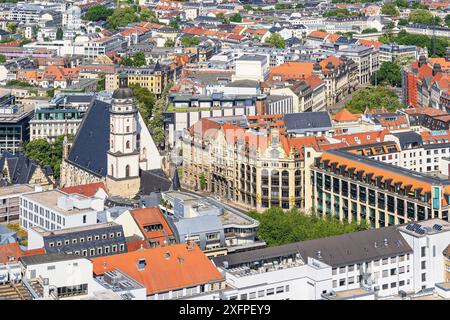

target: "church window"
[125,165,130,177]
[111,165,114,176]
[126,126,130,133]
[126,141,130,149]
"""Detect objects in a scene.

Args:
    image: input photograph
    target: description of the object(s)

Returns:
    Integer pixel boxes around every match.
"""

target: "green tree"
[361,28,378,34]
[6,22,17,33]
[265,33,286,48]
[372,61,402,87]
[180,36,200,47]
[323,8,351,17]
[56,27,63,40]
[132,51,146,67]
[229,13,242,23]
[164,38,175,47]
[397,18,409,26]
[411,2,428,9]
[130,84,156,125]
[409,9,436,25]
[243,5,253,10]
[395,0,409,8]
[0,54,6,63]
[147,81,173,147]
[264,33,286,48]
[6,80,34,87]
[82,4,114,21]
[199,172,206,190]
[247,207,369,247]
[445,14,450,27]
[381,30,450,57]
[168,17,180,30]
[96,76,105,91]
[381,3,399,16]
[345,86,403,113]
[140,8,159,23]
[106,7,140,31]
[24,135,74,179]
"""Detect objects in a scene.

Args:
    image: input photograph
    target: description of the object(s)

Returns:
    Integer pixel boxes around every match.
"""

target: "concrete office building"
[19,190,101,232]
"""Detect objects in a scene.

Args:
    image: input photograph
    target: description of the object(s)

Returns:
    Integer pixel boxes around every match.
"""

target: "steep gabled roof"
[67,99,110,178]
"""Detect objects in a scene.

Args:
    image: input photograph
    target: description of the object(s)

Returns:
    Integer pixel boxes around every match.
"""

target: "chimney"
[432,63,442,76]
[418,55,426,67]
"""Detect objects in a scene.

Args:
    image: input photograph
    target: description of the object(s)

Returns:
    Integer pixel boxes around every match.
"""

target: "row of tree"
[379,30,450,57]
[247,207,368,247]
[344,86,403,114]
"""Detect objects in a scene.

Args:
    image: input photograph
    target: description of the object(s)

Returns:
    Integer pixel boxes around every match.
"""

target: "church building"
[60,76,170,199]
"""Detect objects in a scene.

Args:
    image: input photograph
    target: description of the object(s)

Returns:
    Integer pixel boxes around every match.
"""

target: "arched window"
[142,147,147,160]
[126,126,130,133]
[126,141,130,149]
[125,165,130,177]
[111,165,114,176]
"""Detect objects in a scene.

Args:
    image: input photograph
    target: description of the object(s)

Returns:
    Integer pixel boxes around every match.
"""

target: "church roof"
[140,169,172,195]
[0,152,52,186]
[67,99,110,178]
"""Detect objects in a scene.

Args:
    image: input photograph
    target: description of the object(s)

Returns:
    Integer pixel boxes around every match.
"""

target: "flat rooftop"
[31,222,119,237]
[23,190,95,216]
[333,288,373,299]
[398,219,450,238]
[0,184,35,197]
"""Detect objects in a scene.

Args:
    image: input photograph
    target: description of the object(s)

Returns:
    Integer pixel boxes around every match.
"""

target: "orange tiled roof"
[357,39,383,48]
[333,130,389,146]
[91,244,224,295]
[130,207,174,243]
[327,33,341,44]
[308,30,329,39]
[59,182,108,197]
[0,243,22,264]
[269,62,314,81]
[319,55,343,72]
[332,108,360,122]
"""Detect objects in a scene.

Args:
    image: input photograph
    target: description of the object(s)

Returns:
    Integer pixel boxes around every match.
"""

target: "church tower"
[105,74,141,198]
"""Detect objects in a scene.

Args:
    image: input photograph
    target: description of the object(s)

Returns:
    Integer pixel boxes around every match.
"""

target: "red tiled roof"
[130,207,174,244]
[0,243,21,264]
[91,244,224,295]
[60,182,108,197]
[332,108,360,122]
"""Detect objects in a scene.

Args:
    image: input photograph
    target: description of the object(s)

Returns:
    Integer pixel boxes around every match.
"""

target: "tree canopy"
[106,7,139,31]
[323,8,352,17]
[361,28,378,34]
[229,13,242,23]
[264,33,286,48]
[180,36,200,47]
[140,8,159,23]
[409,9,440,25]
[82,4,114,21]
[381,3,399,16]
[120,51,146,67]
[0,54,6,63]
[445,14,450,27]
[372,61,402,87]
[24,135,74,179]
[130,83,156,126]
[56,28,63,40]
[344,86,403,113]
[379,30,450,57]
[247,207,369,247]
